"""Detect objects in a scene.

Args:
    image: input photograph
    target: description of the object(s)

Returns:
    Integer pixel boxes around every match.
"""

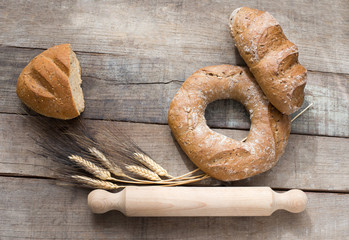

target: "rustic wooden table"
[1,0,348,239]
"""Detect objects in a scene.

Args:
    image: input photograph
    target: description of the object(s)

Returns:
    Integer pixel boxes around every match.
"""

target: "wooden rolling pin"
[88,186,307,216]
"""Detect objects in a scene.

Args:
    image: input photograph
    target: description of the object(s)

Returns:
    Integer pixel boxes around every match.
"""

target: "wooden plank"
[0,176,348,239]
[1,114,348,191]
[1,47,348,137]
[0,0,348,74]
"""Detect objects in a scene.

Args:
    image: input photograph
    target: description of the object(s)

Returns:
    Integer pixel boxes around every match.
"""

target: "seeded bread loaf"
[229,7,307,115]
[16,44,84,119]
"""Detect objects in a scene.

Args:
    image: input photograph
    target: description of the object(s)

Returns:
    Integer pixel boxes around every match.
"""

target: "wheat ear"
[125,165,162,181]
[71,175,119,190]
[133,152,168,176]
[68,155,111,180]
[89,147,126,177]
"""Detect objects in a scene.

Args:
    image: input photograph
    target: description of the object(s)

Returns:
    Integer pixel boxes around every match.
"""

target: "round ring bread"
[168,65,291,181]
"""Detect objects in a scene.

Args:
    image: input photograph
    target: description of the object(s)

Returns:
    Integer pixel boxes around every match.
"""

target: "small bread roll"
[17,44,84,119]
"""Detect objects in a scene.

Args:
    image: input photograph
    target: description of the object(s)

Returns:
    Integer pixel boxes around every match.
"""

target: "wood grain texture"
[1,114,348,191]
[0,1,348,239]
[1,46,348,137]
[0,177,348,239]
[0,0,348,74]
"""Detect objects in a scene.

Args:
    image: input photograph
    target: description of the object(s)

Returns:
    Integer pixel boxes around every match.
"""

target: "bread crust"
[230,7,307,115]
[16,44,83,119]
[168,65,290,181]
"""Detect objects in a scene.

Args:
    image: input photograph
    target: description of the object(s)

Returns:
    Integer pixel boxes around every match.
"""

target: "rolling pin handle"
[88,189,126,214]
[273,189,308,213]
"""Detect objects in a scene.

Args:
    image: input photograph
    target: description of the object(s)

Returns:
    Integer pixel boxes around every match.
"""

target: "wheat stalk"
[161,168,201,182]
[133,152,168,176]
[291,102,313,123]
[89,147,126,177]
[68,155,111,180]
[71,175,119,190]
[68,154,206,186]
[164,175,211,187]
[178,174,207,180]
[125,165,162,181]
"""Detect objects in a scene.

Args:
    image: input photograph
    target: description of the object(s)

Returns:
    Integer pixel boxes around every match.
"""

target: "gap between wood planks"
[2,44,348,77]
[82,75,183,85]
[1,111,348,140]
[0,175,348,195]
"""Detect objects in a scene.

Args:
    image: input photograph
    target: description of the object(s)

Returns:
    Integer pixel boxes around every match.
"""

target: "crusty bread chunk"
[17,44,84,119]
[230,7,307,115]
